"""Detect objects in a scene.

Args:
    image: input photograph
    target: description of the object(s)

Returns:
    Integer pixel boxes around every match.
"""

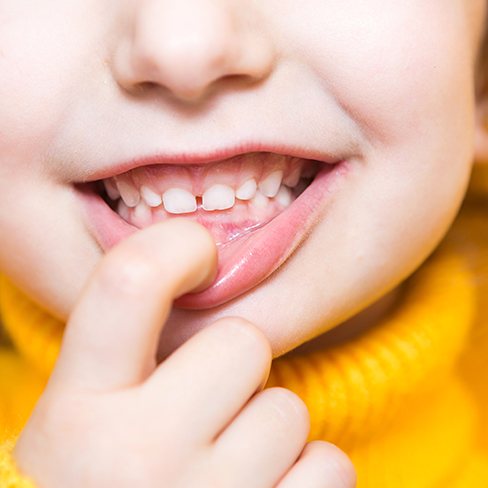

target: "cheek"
[293,0,477,237]
[0,3,107,317]
[0,2,104,182]
[240,1,478,352]
[279,1,475,142]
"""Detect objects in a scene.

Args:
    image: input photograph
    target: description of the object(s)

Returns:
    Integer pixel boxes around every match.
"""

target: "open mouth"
[95,153,320,246]
[76,151,349,309]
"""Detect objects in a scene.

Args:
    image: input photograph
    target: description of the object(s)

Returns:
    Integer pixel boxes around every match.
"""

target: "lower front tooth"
[133,200,153,226]
[202,184,235,211]
[251,190,269,209]
[117,199,130,220]
[162,188,197,214]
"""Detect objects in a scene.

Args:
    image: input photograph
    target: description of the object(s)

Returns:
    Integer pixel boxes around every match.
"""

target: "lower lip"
[76,160,350,309]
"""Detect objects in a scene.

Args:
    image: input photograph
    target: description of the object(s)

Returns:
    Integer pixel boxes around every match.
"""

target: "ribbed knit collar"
[266,239,476,449]
[0,239,476,450]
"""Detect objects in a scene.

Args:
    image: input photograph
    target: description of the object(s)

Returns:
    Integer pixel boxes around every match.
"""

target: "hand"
[13,219,356,488]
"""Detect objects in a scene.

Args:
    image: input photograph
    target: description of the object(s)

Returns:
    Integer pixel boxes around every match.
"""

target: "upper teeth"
[105,163,311,215]
[235,179,257,200]
[258,170,283,198]
[140,185,162,208]
[105,178,121,200]
[115,178,140,207]
[162,188,197,214]
[202,184,235,211]
[283,167,301,187]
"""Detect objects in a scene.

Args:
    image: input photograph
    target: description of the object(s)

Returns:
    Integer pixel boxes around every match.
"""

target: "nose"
[112,0,276,102]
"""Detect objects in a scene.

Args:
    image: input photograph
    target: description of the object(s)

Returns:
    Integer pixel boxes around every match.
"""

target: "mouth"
[75,151,350,309]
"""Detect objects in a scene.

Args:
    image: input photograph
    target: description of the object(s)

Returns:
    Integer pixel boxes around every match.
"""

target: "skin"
[0,1,487,358]
[14,220,357,487]
[1,1,488,484]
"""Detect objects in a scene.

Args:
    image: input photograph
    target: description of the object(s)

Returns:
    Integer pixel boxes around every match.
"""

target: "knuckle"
[213,317,272,365]
[309,441,357,488]
[267,387,310,429]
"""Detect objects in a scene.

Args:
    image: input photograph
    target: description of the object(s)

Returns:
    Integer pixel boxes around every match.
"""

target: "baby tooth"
[250,190,269,209]
[162,188,197,214]
[202,184,235,211]
[116,179,140,208]
[276,185,293,207]
[283,168,301,188]
[104,179,120,200]
[258,170,283,198]
[117,199,131,221]
[133,200,153,227]
[140,185,162,207]
[236,179,257,201]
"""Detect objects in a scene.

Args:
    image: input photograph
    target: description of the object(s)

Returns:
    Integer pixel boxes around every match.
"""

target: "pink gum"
[114,153,308,196]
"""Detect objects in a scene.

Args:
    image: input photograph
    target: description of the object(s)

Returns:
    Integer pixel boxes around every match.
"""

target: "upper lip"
[80,141,343,183]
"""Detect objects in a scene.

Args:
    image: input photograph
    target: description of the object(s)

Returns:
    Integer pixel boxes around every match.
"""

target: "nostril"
[136,81,157,93]
[110,0,277,104]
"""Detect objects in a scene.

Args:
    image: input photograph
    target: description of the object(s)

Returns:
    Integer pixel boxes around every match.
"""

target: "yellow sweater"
[1,167,488,487]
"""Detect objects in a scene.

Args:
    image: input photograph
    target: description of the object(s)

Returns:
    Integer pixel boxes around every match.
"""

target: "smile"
[76,150,350,309]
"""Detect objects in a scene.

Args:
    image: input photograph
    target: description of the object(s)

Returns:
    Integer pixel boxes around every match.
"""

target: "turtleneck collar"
[266,240,476,448]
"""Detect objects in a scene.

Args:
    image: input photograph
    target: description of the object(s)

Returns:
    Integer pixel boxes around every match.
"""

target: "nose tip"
[112,1,276,103]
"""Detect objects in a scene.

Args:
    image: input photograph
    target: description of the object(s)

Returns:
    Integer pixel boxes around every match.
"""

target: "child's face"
[0,1,486,357]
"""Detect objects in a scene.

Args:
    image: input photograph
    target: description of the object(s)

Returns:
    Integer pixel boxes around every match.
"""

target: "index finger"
[49,219,217,392]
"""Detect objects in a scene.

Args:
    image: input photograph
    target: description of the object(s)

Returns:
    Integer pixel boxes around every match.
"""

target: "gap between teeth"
[105,169,306,215]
